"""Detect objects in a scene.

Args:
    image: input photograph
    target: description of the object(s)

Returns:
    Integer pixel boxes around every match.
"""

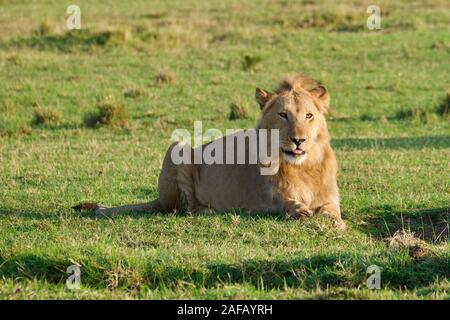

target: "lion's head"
[256,75,331,166]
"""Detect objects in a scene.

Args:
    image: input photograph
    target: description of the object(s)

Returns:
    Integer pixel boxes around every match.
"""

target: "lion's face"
[256,83,330,166]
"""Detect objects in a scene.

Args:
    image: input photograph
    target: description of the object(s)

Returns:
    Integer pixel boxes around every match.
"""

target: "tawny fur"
[87,75,345,230]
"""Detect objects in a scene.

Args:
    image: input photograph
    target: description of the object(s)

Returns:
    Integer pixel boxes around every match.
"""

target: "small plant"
[32,106,62,126]
[37,20,55,36]
[124,87,145,98]
[229,102,249,120]
[107,29,131,44]
[0,123,32,137]
[210,76,224,86]
[84,96,129,128]
[155,70,176,86]
[242,55,261,71]
[386,229,429,262]
[153,117,175,129]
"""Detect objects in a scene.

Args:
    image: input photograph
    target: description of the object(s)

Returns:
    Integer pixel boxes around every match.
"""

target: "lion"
[75,75,345,230]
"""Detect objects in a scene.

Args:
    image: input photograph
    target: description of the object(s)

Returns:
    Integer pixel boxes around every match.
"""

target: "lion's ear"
[255,88,272,110]
[309,85,330,113]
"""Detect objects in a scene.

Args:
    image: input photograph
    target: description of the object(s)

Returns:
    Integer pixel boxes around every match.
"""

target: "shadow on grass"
[111,208,283,221]
[332,135,450,150]
[0,207,57,220]
[30,123,81,131]
[2,30,123,52]
[201,255,449,292]
[0,206,104,221]
[0,204,283,222]
[357,205,449,243]
[0,254,68,284]
[1,252,448,295]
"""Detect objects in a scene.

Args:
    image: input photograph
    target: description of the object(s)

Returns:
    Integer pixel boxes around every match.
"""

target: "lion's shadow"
[0,252,447,296]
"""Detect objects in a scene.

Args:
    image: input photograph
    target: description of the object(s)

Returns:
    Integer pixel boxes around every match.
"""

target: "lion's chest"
[273,169,324,207]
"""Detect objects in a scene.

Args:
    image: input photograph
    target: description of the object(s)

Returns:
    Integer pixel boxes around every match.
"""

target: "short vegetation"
[0,0,448,299]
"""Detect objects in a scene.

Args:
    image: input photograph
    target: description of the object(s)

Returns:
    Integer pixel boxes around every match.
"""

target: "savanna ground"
[0,0,449,299]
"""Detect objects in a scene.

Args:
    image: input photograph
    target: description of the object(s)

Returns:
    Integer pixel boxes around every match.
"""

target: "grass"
[0,0,449,300]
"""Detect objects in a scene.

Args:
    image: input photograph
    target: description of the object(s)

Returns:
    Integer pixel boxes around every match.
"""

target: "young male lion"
[77,75,345,230]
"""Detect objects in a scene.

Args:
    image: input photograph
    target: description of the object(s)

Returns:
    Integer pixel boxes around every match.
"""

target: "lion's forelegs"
[188,205,216,215]
[282,199,314,219]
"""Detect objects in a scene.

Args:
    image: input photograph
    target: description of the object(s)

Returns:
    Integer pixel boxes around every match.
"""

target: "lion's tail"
[72,199,162,214]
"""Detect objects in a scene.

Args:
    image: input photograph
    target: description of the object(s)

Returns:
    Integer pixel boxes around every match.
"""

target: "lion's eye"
[278,112,288,119]
[306,113,313,119]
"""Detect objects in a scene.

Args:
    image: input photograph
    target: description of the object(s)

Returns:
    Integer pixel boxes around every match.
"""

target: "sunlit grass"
[0,0,449,300]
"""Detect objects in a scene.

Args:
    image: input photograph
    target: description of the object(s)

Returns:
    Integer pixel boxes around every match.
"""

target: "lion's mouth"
[282,148,306,157]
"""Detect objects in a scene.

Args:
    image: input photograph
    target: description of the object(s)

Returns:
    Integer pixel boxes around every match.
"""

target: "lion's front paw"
[333,218,346,231]
[285,202,313,219]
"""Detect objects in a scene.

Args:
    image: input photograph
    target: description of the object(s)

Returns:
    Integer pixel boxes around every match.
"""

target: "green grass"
[0,0,449,299]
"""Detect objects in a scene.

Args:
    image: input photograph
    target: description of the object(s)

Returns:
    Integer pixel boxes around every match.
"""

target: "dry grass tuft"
[124,87,145,98]
[408,244,428,262]
[242,55,261,71]
[84,96,129,128]
[386,230,429,262]
[32,106,62,126]
[155,70,176,86]
[229,102,250,120]
[387,229,420,249]
[0,125,32,138]
[153,117,175,129]
[37,20,56,36]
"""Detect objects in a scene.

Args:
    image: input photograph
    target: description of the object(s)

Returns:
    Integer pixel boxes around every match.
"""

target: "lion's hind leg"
[159,141,200,213]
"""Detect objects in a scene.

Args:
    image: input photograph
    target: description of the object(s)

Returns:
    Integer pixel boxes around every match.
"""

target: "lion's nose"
[290,137,306,147]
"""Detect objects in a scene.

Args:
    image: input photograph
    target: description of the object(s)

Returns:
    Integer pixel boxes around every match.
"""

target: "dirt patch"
[386,230,430,262]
